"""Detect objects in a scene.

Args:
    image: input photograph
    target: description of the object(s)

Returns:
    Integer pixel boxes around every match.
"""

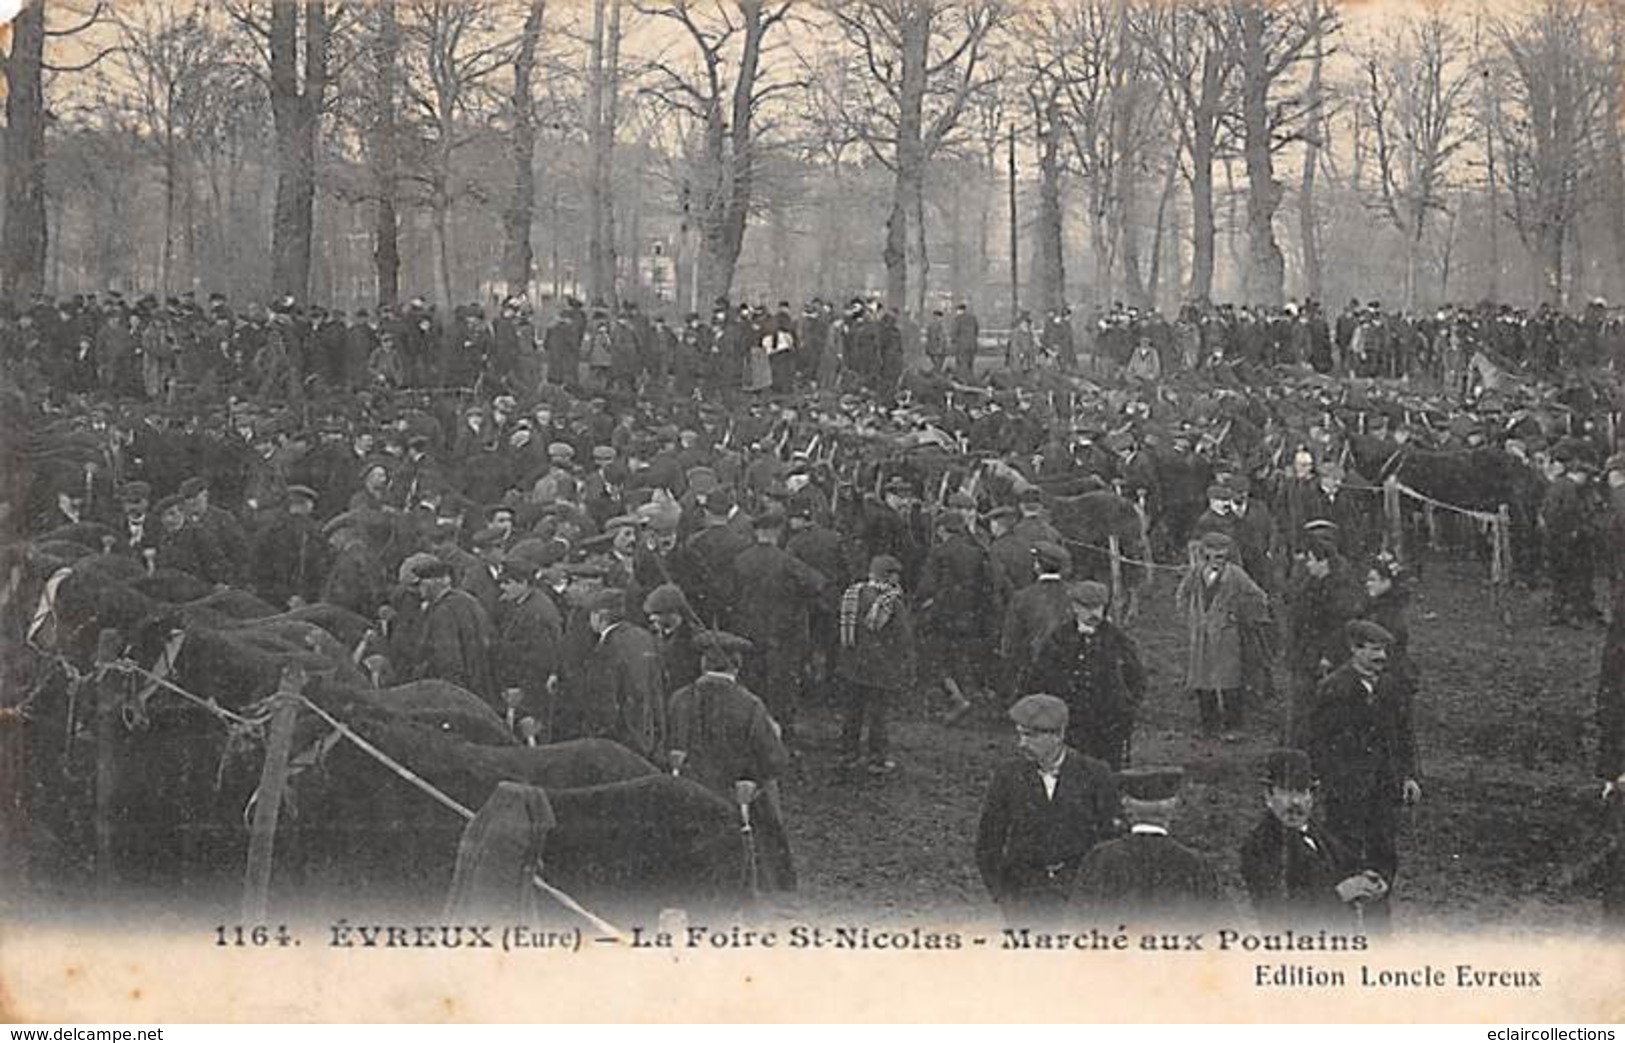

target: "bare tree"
[399,0,515,312]
[1229,0,1337,306]
[585,0,625,304]
[502,0,548,297]
[831,0,1002,316]
[1362,4,1473,309]
[1496,0,1612,304]
[1134,0,1236,303]
[638,0,797,306]
[2,0,114,299]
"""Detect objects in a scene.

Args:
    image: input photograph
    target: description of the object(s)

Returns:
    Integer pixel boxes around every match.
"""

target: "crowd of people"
[6,282,1623,930]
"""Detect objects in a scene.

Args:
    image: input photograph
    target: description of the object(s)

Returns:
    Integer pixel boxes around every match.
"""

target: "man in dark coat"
[674,488,752,629]
[415,559,497,703]
[730,507,826,740]
[569,587,666,762]
[114,481,160,561]
[787,500,846,678]
[975,694,1120,926]
[1072,767,1221,923]
[1027,580,1145,769]
[1000,541,1073,696]
[249,485,327,609]
[834,555,917,775]
[668,630,796,891]
[1543,447,1600,625]
[1283,535,1365,743]
[1305,619,1421,928]
[492,550,565,742]
[154,493,227,583]
[1240,748,1386,928]
[322,515,392,621]
[918,510,1004,716]
[950,302,980,376]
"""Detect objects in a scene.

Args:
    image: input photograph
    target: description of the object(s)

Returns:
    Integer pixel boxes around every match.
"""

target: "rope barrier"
[103,658,268,729]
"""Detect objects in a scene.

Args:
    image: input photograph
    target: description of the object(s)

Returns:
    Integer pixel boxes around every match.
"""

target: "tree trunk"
[1298,0,1325,303]
[269,1,328,303]
[1036,101,1066,316]
[501,0,546,297]
[886,2,929,314]
[1239,4,1285,307]
[371,2,401,306]
[586,0,608,304]
[1,0,47,300]
[1189,128,1216,302]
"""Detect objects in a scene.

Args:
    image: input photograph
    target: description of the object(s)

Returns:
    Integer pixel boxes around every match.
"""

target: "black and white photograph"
[0,0,1621,1023]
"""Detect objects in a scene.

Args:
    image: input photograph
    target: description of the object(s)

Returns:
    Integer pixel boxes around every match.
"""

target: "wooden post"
[1383,475,1403,559]
[1497,504,1514,627]
[1108,534,1126,624]
[94,629,123,903]
[242,664,306,924]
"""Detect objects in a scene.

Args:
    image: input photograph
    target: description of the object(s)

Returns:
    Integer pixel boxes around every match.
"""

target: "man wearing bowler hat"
[1072,766,1220,922]
[1240,748,1387,928]
[975,694,1120,925]
[1027,579,1145,769]
[1305,619,1420,927]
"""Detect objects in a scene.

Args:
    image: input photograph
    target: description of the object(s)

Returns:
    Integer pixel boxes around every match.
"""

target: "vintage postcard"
[0,0,1621,1023]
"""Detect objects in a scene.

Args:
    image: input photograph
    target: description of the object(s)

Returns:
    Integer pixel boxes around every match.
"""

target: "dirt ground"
[775,558,1614,933]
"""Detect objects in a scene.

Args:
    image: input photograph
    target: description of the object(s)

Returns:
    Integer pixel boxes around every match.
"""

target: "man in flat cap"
[975,694,1120,925]
[1072,767,1221,922]
[1240,748,1386,928]
[835,555,917,776]
[1283,527,1364,742]
[1028,580,1145,769]
[669,630,796,890]
[493,543,566,743]
[1304,619,1421,928]
[918,507,1006,721]
[1176,530,1270,740]
[1543,443,1601,626]
[413,558,497,704]
[249,484,327,610]
[999,540,1074,697]
[731,506,827,743]
[569,587,665,760]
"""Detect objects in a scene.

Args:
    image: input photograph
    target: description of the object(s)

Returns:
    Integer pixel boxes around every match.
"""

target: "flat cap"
[548,441,576,461]
[119,481,152,502]
[1031,541,1071,572]
[642,583,690,617]
[1198,531,1235,552]
[178,477,208,498]
[1206,483,1232,500]
[1069,579,1110,608]
[506,538,565,574]
[1260,748,1315,790]
[1303,518,1339,535]
[285,484,319,503]
[592,445,617,464]
[1009,693,1068,732]
[584,587,626,614]
[1118,766,1185,802]
[695,629,754,662]
[603,514,644,533]
[1017,486,1044,504]
[154,493,186,516]
[471,526,508,549]
[413,559,453,580]
[870,554,903,578]
[1345,618,1395,647]
[398,552,442,584]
